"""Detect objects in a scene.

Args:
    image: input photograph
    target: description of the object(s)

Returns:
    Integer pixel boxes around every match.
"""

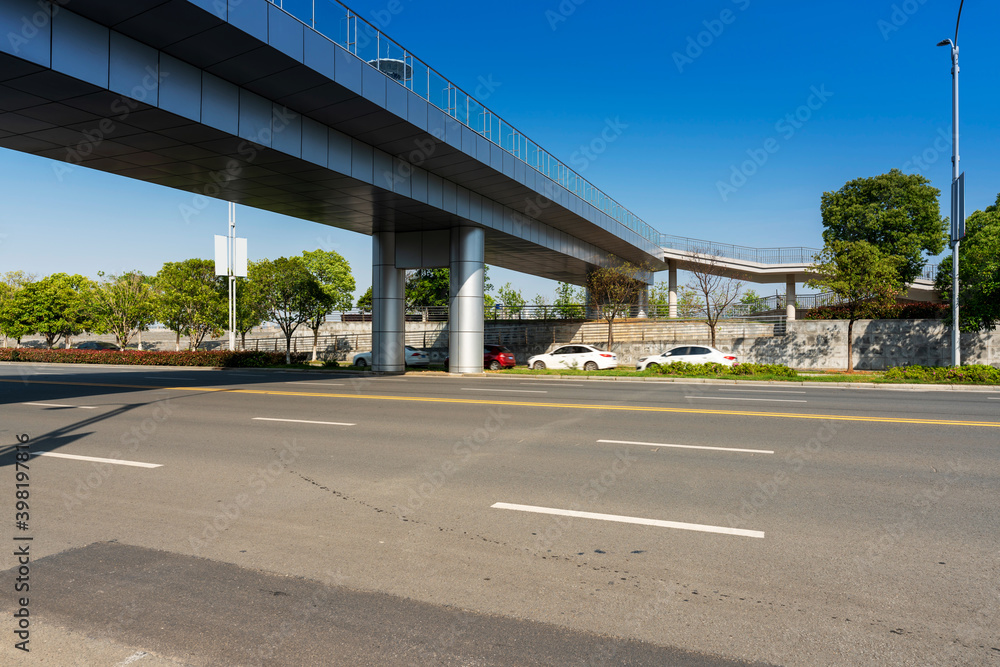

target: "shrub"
[803,302,949,321]
[883,364,1000,384]
[649,362,798,378]
[0,347,307,367]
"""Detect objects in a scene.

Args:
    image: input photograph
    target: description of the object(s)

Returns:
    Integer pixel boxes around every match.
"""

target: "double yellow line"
[5,378,999,428]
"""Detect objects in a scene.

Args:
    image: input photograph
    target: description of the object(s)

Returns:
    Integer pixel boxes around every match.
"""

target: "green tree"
[235,275,268,349]
[356,287,373,315]
[406,268,450,310]
[936,193,1000,332]
[93,271,155,348]
[154,259,227,351]
[496,282,525,318]
[740,289,768,315]
[3,274,97,348]
[301,249,355,360]
[821,169,947,284]
[807,240,905,372]
[553,282,585,319]
[252,257,322,363]
[0,271,36,345]
[531,293,550,319]
[586,259,648,348]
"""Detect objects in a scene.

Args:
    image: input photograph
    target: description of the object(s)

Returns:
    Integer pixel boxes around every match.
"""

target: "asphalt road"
[1,362,998,666]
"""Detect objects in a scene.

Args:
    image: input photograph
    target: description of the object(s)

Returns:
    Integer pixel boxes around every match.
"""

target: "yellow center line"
[4,378,998,428]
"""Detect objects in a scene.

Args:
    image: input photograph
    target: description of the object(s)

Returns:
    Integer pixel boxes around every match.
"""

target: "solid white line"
[252,417,355,426]
[686,396,807,403]
[718,389,807,394]
[462,388,548,394]
[283,382,345,386]
[597,439,773,455]
[989,397,999,400]
[23,402,96,410]
[35,452,161,468]
[521,382,585,387]
[491,502,764,539]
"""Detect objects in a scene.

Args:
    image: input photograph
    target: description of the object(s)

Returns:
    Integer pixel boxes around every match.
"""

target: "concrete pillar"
[636,284,649,318]
[786,275,797,322]
[448,226,485,374]
[668,261,678,319]
[372,232,405,372]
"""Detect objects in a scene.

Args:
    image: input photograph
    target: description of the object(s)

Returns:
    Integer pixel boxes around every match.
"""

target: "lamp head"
[937,39,953,47]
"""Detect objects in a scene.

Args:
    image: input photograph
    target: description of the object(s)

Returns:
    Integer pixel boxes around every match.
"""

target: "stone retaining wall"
[8,320,997,370]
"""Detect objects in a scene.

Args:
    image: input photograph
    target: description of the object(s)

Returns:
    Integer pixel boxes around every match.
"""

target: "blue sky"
[1,0,997,303]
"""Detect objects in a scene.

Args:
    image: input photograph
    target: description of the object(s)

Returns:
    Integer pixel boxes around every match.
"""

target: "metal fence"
[266,0,659,251]
[659,234,820,264]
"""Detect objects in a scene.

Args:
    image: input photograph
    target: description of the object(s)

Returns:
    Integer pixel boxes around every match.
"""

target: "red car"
[444,345,516,371]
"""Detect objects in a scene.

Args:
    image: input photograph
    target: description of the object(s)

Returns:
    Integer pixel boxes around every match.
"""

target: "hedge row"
[803,303,949,321]
[883,364,1000,384]
[649,362,799,378]
[0,348,308,367]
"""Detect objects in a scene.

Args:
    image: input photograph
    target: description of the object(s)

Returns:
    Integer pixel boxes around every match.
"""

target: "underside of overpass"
[0,0,665,373]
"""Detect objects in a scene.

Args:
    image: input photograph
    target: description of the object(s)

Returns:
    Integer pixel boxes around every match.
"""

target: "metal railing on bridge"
[266,0,659,251]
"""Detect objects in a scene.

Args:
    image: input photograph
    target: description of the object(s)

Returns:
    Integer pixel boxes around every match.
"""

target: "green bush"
[649,362,798,378]
[803,303,949,321]
[884,364,1000,384]
[0,347,307,367]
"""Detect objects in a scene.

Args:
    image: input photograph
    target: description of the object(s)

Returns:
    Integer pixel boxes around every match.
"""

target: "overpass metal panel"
[263,0,663,253]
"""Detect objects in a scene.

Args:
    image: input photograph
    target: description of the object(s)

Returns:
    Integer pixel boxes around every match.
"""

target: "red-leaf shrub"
[0,348,307,367]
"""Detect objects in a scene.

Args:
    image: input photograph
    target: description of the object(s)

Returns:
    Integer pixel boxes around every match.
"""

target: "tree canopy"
[586,259,649,348]
[251,257,325,363]
[1,273,97,348]
[154,259,226,350]
[807,240,905,371]
[936,193,1000,332]
[93,271,155,348]
[820,169,946,284]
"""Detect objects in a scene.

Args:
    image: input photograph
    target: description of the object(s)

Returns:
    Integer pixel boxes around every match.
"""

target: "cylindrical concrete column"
[637,284,649,319]
[668,262,678,319]
[785,275,797,322]
[372,232,405,372]
[449,226,485,374]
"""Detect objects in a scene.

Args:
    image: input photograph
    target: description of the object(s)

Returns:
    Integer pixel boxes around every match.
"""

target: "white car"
[528,344,617,371]
[352,346,429,368]
[636,345,737,371]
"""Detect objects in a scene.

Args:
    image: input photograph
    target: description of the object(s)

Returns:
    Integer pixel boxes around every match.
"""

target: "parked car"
[443,345,517,371]
[527,344,617,371]
[352,346,429,368]
[74,341,120,351]
[636,345,737,371]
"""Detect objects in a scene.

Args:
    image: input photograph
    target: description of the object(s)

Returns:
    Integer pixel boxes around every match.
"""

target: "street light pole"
[938,0,965,367]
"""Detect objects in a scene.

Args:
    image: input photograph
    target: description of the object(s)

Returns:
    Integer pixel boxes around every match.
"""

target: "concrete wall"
[10,319,997,370]
[726,320,998,370]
